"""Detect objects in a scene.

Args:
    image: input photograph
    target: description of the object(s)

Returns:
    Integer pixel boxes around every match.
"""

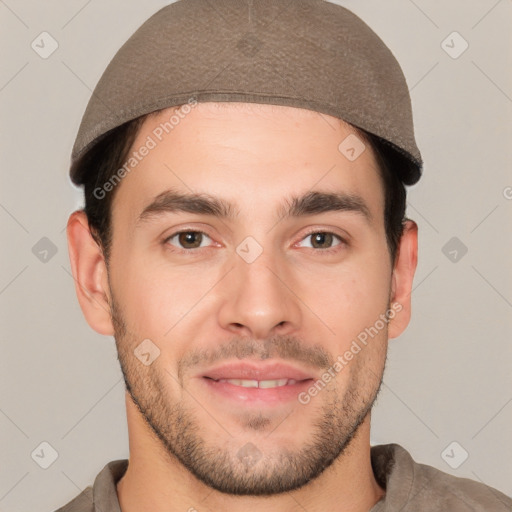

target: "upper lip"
[200,361,315,381]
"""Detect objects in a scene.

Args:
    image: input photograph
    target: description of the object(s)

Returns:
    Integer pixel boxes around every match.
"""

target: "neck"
[117,392,385,512]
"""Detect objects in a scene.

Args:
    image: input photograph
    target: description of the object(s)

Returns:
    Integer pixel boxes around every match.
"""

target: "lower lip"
[200,377,314,405]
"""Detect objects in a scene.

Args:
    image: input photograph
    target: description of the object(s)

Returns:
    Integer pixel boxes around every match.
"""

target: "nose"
[217,249,302,340]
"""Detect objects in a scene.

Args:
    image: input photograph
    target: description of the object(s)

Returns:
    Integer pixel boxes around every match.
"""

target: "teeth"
[218,378,296,388]
[258,378,288,389]
[220,379,259,388]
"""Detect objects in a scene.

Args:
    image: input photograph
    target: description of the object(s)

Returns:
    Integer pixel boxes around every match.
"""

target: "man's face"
[105,103,395,494]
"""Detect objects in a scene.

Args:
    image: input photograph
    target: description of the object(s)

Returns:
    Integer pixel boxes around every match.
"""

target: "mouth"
[197,361,316,405]
[205,377,304,388]
[200,360,315,381]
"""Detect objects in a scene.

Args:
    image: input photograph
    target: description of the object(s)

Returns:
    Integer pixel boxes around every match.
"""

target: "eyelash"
[163,229,347,255]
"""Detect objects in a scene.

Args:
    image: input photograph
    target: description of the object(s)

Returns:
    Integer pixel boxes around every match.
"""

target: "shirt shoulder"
[371,444,512,511]
[54,459,128,512]
[54,486,94,512]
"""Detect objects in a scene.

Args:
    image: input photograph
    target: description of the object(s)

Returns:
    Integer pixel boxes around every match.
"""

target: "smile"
[212,378,298,388]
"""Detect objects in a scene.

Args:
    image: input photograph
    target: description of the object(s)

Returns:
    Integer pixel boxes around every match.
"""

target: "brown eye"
[295,231,346,253]
[166,231,211,250]
[178,232,202,248]
[310,232,335,249]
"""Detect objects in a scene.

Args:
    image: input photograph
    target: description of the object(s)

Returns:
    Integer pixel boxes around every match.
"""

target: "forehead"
[111,102,385,225]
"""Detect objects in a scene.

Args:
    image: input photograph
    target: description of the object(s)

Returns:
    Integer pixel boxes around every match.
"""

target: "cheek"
[111,254,220,340]
[296,254,391,348]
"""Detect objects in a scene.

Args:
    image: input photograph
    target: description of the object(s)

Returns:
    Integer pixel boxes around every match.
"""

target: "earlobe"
[66,210,114,335]
[388,220,418,339]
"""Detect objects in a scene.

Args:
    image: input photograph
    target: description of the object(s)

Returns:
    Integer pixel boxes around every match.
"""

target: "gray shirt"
[55,443,512,511]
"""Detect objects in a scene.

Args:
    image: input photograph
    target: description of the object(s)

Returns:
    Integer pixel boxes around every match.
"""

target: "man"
[59,0,511,510]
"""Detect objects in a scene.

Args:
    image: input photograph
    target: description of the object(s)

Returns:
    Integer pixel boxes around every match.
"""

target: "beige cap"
[70,0,422,185]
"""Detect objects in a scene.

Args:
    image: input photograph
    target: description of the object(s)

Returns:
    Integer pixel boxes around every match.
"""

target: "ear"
[66,210,114,335]
[388,220,418,339]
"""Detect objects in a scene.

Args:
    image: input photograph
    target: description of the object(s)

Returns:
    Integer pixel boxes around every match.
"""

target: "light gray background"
[1,1,511,511]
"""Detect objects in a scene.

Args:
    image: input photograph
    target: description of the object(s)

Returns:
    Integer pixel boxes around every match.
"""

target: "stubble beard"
[109,294,386,496]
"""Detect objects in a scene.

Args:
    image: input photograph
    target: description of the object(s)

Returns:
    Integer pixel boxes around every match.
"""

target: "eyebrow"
[280,190,372,223]
[136,188,372,225]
